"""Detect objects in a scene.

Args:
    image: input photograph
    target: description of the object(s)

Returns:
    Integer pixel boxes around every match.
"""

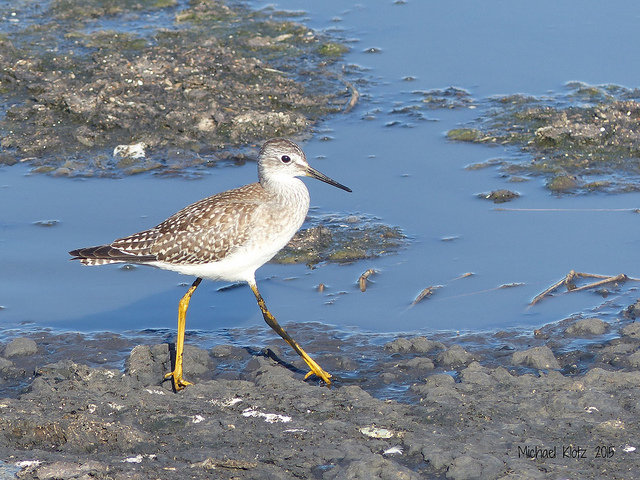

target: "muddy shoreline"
[2,314,640,479]
[0,0,353,177]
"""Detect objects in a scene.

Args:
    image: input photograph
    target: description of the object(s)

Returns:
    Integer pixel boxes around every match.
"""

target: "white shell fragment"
[242,407,291,424]
[359,426,395,439]
[113,142,147,158]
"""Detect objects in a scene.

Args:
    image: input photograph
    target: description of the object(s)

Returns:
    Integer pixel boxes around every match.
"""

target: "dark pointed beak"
[306,165,352,192]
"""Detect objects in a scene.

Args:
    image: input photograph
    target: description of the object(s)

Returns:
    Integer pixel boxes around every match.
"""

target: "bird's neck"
[261,176,310,208]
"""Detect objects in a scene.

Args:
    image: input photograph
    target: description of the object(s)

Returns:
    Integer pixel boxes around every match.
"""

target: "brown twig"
[411,286,441,306]
[343,80,360,114]
[530,270,638,306]
[358,269,377,292]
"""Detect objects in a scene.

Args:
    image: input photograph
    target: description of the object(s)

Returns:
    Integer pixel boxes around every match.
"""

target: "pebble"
[0,357,13,371]
[447,453,505,480]
[35,461,106,480]
[565,318,608,336]
[511,345,561,370]
[3,337,37,358]
[384,336,445,354]
[628,351,640,367]
[323,453,421,480]
[622,322,640,338]
[435,344,473,367]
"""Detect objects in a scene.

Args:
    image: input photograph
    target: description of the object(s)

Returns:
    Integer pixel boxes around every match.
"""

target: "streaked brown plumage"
[72,184,271,267]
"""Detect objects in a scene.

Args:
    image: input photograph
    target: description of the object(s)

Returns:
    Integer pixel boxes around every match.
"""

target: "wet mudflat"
[0,0,351,176]
[447,83,640,194]
[4,1,640,479]
[2,312,640,479]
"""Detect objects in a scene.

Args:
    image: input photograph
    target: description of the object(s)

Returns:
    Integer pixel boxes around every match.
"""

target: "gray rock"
[565,318,608,336]
[511,346,560,370]
[35,360,83,381]
[323,453,421,480]
[383,337,412,353]
[490,366,514,384]
[447,453,505,480]
[4,337,37,358]
[384,336,445,354]
[411,373,456,396]
[410,336,446,353]
[424,373,456,387]
[628,351,640,368]
[183,345,212,375]
[436,344,473,367]
[461,362,495,386]
[35,461,107,480]
[0,357,13,371]
[622,322,640,338]
[397,356,435,371]
[423,447,455,471]
[584,367,640,387]
[124,344,169,387]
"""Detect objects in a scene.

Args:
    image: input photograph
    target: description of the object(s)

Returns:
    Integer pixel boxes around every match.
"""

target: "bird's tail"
[69,245,155,265]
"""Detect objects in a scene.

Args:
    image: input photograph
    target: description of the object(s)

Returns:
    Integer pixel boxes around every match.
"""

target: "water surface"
[3,0,640,339]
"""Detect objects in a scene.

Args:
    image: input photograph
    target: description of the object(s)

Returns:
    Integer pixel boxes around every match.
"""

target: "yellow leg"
[249,282,332,385]
[165,277,202,391]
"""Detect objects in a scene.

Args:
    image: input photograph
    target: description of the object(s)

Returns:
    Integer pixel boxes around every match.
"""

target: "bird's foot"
[164,370,193,391]
[301,355,332,386]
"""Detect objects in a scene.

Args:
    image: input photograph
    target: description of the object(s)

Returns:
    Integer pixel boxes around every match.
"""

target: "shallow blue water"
[2,1,640,339]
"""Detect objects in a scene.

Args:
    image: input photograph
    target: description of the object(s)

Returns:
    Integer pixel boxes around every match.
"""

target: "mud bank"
[1,317,640,479]
[0,0,352,176]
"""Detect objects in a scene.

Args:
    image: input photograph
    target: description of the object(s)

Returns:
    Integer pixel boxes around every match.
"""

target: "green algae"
[446,83,640,194]
[273,217,407,266]
[480,189,520,204]
[447,128,482,142]
[421,87,474,109]
[0,0,351,177]
[318,42,349,57]
[546,175,579,192]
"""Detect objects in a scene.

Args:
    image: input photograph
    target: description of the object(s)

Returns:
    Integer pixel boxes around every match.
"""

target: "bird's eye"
[281,155,291,164]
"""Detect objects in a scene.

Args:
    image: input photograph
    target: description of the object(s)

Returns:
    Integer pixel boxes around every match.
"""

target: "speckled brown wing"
[70,183,267,266]
[114,183,266,265]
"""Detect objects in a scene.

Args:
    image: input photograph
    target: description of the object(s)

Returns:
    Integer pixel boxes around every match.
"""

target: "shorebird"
[70,138,351,390]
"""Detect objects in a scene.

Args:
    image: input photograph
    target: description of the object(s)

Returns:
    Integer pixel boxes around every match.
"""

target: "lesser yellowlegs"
[70,138,351,390]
